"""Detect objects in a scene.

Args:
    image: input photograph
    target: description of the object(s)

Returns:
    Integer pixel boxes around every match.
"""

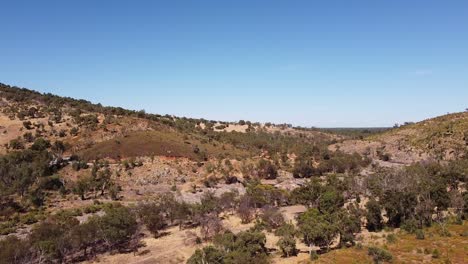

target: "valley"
[0,83,467,264]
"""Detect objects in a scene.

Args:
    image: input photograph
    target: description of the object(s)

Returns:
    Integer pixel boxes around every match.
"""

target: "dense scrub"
[0,204,139,264]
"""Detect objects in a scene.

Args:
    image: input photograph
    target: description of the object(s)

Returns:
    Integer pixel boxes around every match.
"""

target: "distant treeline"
[318,127,391,138]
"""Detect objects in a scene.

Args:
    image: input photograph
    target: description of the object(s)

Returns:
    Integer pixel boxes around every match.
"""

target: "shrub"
[297,208,339,251]
[386,234,397,244]
[23,132,34,142]
[70,127,79,136]
[259,206,285,230]
[137,203,165,237]
[190,230,269,264]
[257,159,278,179]
[401,218,418,234]
[95,205,138,247]
[187,246,224,264]
[9,138,24,149]
[72,161,89,171]
[432,249,440,259]
[366,199,383,232]
[310,250,319,260]
[31,138,50,151]
[277,236,297,257]
[23,121,33,129]
[199,213,224,240]
[237,195,254,224]
[0,236,31,264]
[368,247,393,263]
[292,160,317,178]
[275,223,297,237]
[415,229,425,240]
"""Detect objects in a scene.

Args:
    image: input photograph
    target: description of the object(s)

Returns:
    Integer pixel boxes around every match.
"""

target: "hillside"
[0,83,467,264]
[330,112,468,165]
[0,83,340,161]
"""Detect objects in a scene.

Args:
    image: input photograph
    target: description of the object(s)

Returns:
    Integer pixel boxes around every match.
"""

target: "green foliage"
[72,164,118,200]
[259,206,285,230]
[275,223,297,237]
[415,229,425,240]
[136,202,165,237]
[72,160,89,171]
[0,203,139,263]
[187,246,225,264]
[222,231,269,264]
[337,206,362,246]
[245,181,287,208]
[30,138,51,151]
[297,208,339,250]
[292,158,317,178]
[367,162,462,229]
[366,199,383,232]
[310,250,319,260]
[386,234,397,244]
[256,159,278,179]
[277,235,297,257]
[0,148,54,197]
[292,178,344,213]
[367,246,393,264]
[30,214,79,261]
[191,230,269,264]
[8,138,24,150]
[95,205,138,247]
[401,218,419,234]
[0,236,31,264]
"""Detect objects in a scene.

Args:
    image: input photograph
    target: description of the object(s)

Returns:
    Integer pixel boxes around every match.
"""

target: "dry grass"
[312,221,468,264]
[80,130,249,161]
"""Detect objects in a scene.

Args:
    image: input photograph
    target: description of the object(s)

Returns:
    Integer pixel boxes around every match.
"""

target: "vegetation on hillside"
[0,83,467,263]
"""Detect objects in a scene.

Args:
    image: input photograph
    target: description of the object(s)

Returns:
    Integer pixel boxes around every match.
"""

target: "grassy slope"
[80,129,250,161]
[367,112,468,158]
[313,222,468,264]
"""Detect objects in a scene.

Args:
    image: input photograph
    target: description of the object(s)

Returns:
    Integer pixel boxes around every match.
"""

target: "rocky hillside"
[0,83,339,161]
[331,112,468,165]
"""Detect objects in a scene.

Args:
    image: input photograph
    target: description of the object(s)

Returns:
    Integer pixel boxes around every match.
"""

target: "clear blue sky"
[1,1,467,127]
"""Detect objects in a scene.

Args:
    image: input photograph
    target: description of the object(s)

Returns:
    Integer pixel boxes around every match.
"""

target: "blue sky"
[1,1,467,127]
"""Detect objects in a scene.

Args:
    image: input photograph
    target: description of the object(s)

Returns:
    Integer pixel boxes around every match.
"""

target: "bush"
[277,235,297,257]
[432,249,440,259]
[401,218,419,234]
[137,203,165,237]
[0,236,31,264]
[292,160,317,178]
[310,250,319,260]
[94,205,138,247]
[366,199,383,232]
[70,127,79,136]
[9,138,24,149]
[257,159,278,179]
[259,206,285,230]
[237,195,254,224]
[386,234,397,244]
[275,223,297,237]
[72,161,89,171]
[22,121,33,129]
[190,230,269,264]
[30,138,50,151]
[368,247,393,264]
[187,246,224,264]
[415,229,425,240]
[199,213,223,240]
